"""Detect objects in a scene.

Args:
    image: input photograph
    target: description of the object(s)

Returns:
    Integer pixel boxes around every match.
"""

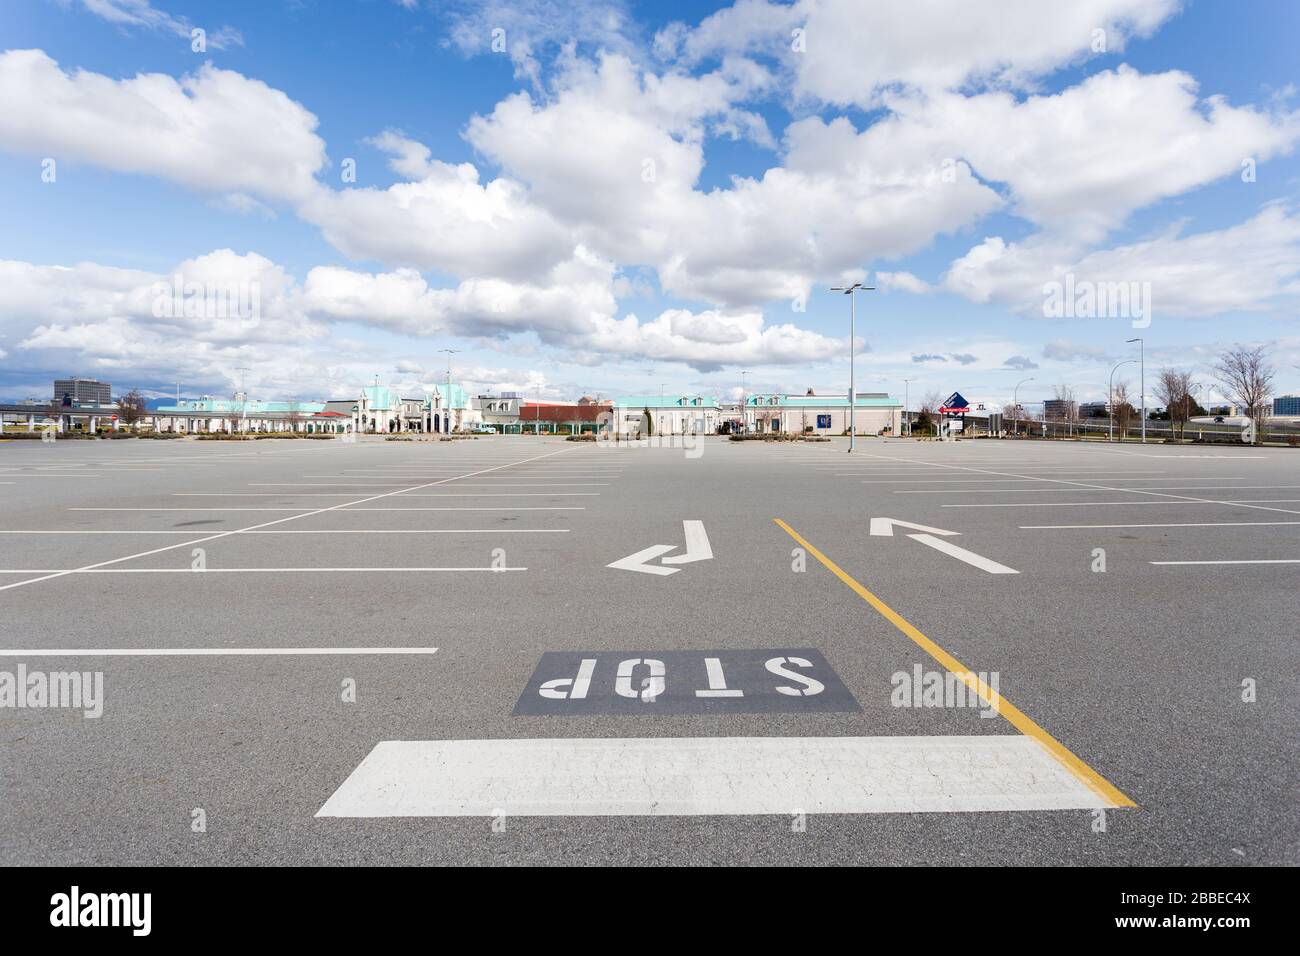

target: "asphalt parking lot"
[1,435,1296,865]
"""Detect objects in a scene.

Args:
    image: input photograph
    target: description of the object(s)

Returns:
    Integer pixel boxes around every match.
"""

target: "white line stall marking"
[0,567,526,574]
[1150,559,1300,566]
[0,647,439,656]
[316,736,1112,817]
[1021,521,1300,529]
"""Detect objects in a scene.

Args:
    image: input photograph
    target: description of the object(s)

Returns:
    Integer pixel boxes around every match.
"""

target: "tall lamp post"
[1108,359,1137,442]
[1012,376,1035,437]
[829,283,874,452]
[1126,337,1145,443]
[902,377,914,437]
[437,348,459,434]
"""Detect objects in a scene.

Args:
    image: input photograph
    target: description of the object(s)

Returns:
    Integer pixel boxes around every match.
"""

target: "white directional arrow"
[661,520,713,564]
[608,521,713,575]
[871,517,1018,575]
[869,517,960,537]
[607,544,679,576]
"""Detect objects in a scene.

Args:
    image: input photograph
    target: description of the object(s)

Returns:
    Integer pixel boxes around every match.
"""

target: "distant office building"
[53,377,111,406]
[1078,401,1110,418]
[1043,399,1078,420]
[1273,395,1300,416]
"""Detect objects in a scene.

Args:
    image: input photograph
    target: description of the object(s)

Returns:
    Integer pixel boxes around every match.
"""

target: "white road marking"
[869,517,958,537]
[0,447,572,592]
[316,736,1112,817]
[173,492,599,497]
[606,544,680,576]
[72,507,583,512]
[1150,559,1300,566]
[868,517,1017,573]
[907,533,1020,574]
[1021,521,1300,529]
[609,521,713,574]
[944,500,1300,508]
[660,520,713,564]
[0,529,568,535]
[858,476,1223,483]
[853,450,1300,518]
[946,502,1237,509]
[0,647,439,656]
[897,486,1299,494]
[0,567,526,574]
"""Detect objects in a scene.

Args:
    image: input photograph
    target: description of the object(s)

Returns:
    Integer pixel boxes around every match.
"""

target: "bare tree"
[1154,368,1195,440]
[917,391,942,436]
[1212,345,1275,443]
[1049,383,1077,419]
[1113,381,1135,439]
[116,388,148,427]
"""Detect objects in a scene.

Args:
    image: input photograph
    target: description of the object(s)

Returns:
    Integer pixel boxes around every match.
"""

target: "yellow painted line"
[774,517,1136,809]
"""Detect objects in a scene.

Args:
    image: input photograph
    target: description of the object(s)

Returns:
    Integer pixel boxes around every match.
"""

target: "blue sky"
[1,0,1297,410]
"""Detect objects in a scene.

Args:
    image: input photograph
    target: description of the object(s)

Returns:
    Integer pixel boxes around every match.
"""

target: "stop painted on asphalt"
[512,649,860,716]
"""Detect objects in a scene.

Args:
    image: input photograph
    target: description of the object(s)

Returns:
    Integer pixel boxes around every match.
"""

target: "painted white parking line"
[853,450,1300,518]
[247,482,607,487]
[896,486,1299,494]
[301,476,621,481]
[0,567,527,574]
[829,469,1170,475]
[1150,559,1300,566]
[388,492,599,497]
[946,499,1300,508]
[71,506,584,512]
[173,492,599,497]
[316,736,1112,817]
[858,477,1228,484]
[399,483,607,487]
[945,501,1226,508]
[0,647,439,656]
[1100,451,1268,459]
[1021,521,1300,529]
[0,529,568,535]
[0,446,572,592]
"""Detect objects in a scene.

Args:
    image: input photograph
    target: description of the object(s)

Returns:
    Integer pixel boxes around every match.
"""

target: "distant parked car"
[1214,416,1225,423]
[471,425,497,434]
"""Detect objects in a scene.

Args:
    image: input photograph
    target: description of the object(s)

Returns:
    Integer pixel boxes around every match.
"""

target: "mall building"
[608,391,902,436]
[152,382,475,434]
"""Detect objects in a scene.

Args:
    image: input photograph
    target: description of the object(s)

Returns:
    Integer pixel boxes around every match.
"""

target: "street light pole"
[1127,337,1145,443]
[1108,359,1137,442]
[437,348,459,434]
[1013,377,1035,437]
[830,283,874,452]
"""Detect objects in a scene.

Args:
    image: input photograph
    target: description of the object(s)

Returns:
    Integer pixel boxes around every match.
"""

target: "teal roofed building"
[731,391,902,436]
[354,381,474,434]
[610,394,720,436]
[151,395,349,434]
